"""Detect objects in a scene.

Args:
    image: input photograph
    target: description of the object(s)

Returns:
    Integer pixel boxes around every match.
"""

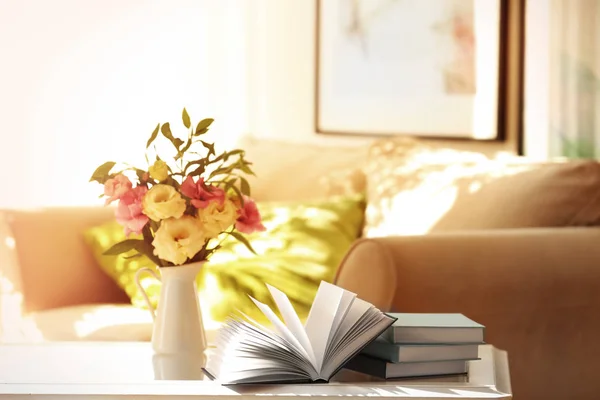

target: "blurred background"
[0,0,598,207]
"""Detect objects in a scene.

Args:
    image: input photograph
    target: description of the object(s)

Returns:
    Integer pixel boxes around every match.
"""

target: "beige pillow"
[235,136,368,202]
[4,207,129,313]
[364,137,600,237]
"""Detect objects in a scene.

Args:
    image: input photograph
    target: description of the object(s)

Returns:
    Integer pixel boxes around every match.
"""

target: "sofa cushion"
[364,137,600,237]
[236,136,369,202]
[28,304,152,342]
[22,304,220,343]
[83,195,366,323]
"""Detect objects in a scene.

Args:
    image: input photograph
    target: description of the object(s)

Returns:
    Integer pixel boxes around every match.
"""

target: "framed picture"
[315,0,510,140]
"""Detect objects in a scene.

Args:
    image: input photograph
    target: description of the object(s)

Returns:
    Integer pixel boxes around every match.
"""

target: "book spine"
[343,355,388,379]
[361,344,400,363]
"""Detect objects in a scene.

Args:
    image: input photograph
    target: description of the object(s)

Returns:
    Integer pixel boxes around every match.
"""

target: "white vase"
[135,261,207,355]
[152,352,207,380]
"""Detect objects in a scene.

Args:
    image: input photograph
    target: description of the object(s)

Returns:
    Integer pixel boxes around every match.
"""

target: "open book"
[205,281,396,384]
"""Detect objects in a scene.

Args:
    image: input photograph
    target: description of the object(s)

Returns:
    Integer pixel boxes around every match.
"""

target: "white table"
[0,342,511,399]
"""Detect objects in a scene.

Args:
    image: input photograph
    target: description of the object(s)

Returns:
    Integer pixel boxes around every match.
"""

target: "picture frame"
[315,0,513,140]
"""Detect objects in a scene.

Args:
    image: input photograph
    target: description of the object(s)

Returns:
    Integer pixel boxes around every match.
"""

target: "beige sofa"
[2,136,600,399]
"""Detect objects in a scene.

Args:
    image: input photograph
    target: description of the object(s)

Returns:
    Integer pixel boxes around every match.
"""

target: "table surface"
[0,342,511,399]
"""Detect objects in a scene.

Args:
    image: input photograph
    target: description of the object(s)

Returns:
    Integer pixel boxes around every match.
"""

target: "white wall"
[0,0,248,207]
[246,0,370,147]
[522,0,550,160]
[0,0,523,209]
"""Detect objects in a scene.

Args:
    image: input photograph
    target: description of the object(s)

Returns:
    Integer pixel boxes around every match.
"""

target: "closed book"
[382,313,484,344]
[361,340,481,363]
[344,354,468,379]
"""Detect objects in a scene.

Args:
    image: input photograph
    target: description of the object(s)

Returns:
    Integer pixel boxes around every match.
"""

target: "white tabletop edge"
[0,342,512,399]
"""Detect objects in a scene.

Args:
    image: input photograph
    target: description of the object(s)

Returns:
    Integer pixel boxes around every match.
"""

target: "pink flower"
[180,176,225,209]
[115,185,149,236]
[235,196,266,234]
[103,174,133,205]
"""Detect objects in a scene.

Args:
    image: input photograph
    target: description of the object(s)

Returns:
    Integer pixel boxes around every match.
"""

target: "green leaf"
[226,231,257,255]
[182,108,191,129]
[173,137,185,148]
[123,252,144,260]
[142,224,154,244]
[211,149,244,165]
[204,154,223,166]
[195,118,214,135]
[208,164,235,180]
[189,244,210,263]
[201,140,216,157]
[161,122,184,151]
[228,181,245,206]
[149,219,160,233]
[240,176,251,196]
[135,168,147,182]
[103,239,144,255]
[164,176,181,189]
[90,161,116,183]
[238,161,255,176]
[134,240,164,267]
[223,177,237,193]
[161,122,174,140]
[176,138,194,161]
[103,237,164,266]
[190,165,206,177]
[225,149,244,161]
[183,159,205,175]
[146,123,160,148]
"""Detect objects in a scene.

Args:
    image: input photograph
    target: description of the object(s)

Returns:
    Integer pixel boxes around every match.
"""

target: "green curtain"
[549,0,600,159]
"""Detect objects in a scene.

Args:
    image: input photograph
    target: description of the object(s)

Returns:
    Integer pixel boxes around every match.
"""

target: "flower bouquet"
[89,108,265,267]
[89,109,266,355]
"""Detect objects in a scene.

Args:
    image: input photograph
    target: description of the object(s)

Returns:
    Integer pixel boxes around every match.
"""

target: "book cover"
[361,339,481,363]
[344,354,469,380]
[382,313,485,344]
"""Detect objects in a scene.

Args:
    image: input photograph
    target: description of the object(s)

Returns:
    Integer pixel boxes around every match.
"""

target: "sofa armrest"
[335,227,600,399]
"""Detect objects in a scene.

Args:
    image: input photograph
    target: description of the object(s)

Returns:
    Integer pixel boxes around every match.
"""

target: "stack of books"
[344,313,485,379]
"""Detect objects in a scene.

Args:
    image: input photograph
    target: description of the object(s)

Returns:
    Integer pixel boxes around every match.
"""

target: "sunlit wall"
[0,0,248,208]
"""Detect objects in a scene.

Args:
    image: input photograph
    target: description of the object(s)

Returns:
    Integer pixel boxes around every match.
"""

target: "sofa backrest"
[237,136,369,202]
[362,136,600,237]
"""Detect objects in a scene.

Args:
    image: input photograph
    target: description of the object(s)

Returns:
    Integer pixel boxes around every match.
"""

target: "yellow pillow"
[83,195,365,323]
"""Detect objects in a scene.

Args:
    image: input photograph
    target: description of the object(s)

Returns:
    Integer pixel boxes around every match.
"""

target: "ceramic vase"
[135,261,207,355]
[152,352,207,380]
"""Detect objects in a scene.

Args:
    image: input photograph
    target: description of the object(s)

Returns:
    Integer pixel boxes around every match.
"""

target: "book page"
[304,281,345,372]
[206,318,317,384]
[267,284,317,368]
[328,297,372,355]
[321,307,395,378]
[249,297,311,362]
[329,290,356,343]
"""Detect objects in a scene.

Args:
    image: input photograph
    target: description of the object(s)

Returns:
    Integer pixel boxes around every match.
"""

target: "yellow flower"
[152,216,207,265]
[142,184,186,221]
[148,160,169,182]
[197,198,238,239]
